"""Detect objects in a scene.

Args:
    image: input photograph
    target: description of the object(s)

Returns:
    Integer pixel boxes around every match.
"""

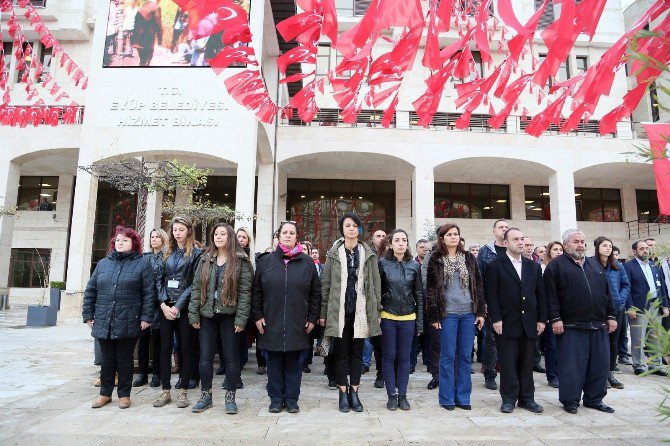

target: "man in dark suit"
[623,240,670,376]
[485,228,547,414]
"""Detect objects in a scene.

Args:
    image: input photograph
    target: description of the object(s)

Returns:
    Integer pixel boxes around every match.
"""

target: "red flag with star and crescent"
[643,123,670,216]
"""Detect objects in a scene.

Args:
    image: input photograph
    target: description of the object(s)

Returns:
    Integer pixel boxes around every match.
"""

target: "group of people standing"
[83,214,669,416]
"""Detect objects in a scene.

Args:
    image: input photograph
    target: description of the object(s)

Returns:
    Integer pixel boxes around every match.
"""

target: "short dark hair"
[632,240,647,251]
[493,219,508,229]
[613,246,620,253]
[503,227,522,241]
[339,212,363,237]
[416,239,428,248]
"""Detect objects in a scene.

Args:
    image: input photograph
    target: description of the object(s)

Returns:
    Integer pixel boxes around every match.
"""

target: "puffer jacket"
[155,246,203,311]
[83,250,156,339]
[378,257,424,332]
[251,247,322,352]
[425,250,486,324]
[143,250,163,327]
[592,257,631,311]
[320,240,382,338]
[189,251,254,328]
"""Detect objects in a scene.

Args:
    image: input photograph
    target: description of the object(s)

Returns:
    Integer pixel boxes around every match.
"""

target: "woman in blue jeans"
[378,229,423,411]
[426,223,485,410]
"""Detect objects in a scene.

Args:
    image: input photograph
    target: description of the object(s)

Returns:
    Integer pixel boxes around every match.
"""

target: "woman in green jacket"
[319,212,382,413]
[188,223,253,414]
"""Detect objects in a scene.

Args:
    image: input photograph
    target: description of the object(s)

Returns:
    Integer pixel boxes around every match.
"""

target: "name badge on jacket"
[167,279,179,289]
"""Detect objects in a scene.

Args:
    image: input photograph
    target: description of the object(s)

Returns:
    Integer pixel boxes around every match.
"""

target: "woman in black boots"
[319,212,382,413]
[189,223,253,414]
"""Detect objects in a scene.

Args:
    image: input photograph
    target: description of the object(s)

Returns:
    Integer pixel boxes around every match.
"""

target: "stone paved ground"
[1,305,669,446]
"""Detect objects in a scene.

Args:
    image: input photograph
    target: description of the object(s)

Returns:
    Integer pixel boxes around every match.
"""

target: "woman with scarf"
[251,221,322,413]
[319,212,382,413]
[426,223,485,411]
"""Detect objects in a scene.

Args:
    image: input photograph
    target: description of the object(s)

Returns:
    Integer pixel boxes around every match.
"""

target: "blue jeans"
[438,313,476,406]
[381,318,415,395]
[362,338,373,367]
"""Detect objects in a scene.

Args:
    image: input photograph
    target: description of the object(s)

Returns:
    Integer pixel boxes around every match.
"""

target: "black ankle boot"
[348,386,363,412]
[338,387,351,413]
[398,394,410,410]
[387,393,398,411]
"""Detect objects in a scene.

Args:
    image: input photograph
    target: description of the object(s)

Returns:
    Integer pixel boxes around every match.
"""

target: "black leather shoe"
[500,403,514,413]
[584,402,615,413]
[618,356,632,365]
[328,379,337,390]
[608,372,624,389]
[519,401,544,413]
[133,374,148,387]
[456,404,471,410]
[634,367,646,375]
[348,386,364,412]
[215,365,225,375]
[175,378,182,389]
[286,402,300,413]
[548,379,560,388]
[150,374,161,387]
[187,378,198,389]
[397,394,410,410]
[485,379,498,390]
[563,405,578,414]
[410,366,415,374]
[441,404,455,411]
[302,364,311,373]
[361,365,370,374]
[374,376,384,388]
[533,364,546,373]
[427,378,439,390]
[386,394,398,411]
[269,402,282,413]
[339,387,351,412]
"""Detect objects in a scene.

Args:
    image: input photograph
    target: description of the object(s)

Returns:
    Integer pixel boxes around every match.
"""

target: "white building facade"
[0,0,665,307]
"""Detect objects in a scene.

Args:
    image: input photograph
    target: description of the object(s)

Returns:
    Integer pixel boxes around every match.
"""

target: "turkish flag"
[644,123,670,215]
[175,0,248,39]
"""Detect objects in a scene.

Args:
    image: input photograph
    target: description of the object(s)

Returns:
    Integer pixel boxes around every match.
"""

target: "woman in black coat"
[251,221,321,414]
[83,226,155,409]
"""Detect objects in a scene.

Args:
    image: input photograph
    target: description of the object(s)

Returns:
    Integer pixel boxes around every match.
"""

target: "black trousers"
[98,337,137,398]
[557,327,609,407]
[498,335,536,405]
[137,328,161,377]
[609,309,624,371]
[199,315,239,391]
[428,324,442,379]
[482,319,498,380]
[266,350,303,404]
[333,313,365,386]
[370,334,383,378]
[159,311,196,390]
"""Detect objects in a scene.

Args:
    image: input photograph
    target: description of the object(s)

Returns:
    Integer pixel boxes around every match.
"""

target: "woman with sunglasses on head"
[189,223,253,414]
[319,212,382,413]
[426,223,485,411]
[134,228,169,388]
[251,221,322,413]
[153,216,203,409]
[84,226,156,409]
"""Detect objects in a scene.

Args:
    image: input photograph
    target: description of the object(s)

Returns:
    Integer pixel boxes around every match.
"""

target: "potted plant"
[49,281,65,310]
[26,249,58,327]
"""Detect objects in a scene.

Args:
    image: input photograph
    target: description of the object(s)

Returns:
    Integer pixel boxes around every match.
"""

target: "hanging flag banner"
[644,123,670,215]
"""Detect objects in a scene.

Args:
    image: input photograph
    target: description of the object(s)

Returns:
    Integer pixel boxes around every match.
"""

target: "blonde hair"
[236,227,255,266]
[147,228,169,252]
[164,215,196,259]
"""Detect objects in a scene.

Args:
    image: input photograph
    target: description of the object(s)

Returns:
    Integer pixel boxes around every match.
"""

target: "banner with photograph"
[102,0,251,67]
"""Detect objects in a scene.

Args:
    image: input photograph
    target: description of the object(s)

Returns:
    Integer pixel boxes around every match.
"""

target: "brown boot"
[93,376,101,387]
[153,389,171,407]
[171,353,180,374]
[92,396,111,408]
[118,397,131,409]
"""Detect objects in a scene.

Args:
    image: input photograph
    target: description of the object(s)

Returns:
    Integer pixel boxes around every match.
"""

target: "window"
[535,0,554,30]
[16,42,30,83]
[435,183,510,219]
[557,60,570,82]
[92,182,137,272]
[192,176,236,206]
[3,42,12,74]
[13,0,46,6]
[316,44,330,77]
[525,186,551,220]
[576,56,588,74]
[636,189,661,222]
[454,50,483,83]
[336,0,371,16]
[335,52,353,78]
[17,176,59,211]
[575,187,622,222]
[9,248,51,288]
[38,44,52,83]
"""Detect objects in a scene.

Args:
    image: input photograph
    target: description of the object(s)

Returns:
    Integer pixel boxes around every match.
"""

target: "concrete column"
[396,178,413,241]
[510,181,526,222]
[256,163,275,249]
[143,190,163,245]
[396,111,410,129]
[620,183,638,222]
[412,167,435,242]
[548,169,577,240]
[234,147,257,231]
[0,160,20,290]
[65,169,99,291]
